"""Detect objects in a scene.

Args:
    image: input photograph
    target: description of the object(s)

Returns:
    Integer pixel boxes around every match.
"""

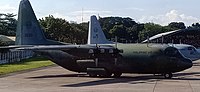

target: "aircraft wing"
[0,45,35,52]
[0,45,75,52]
[14,45,79,50]
[0,45,116,51]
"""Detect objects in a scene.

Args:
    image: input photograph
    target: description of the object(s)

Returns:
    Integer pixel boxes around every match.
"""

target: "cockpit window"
[165,49,177,56]
[165,47,184,58]
[188,47,193,50]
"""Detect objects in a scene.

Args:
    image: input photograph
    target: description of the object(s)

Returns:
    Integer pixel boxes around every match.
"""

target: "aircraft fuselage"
[14,0,194,78]
[36,43,192,75]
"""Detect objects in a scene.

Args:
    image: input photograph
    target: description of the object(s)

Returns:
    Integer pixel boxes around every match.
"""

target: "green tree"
[39,15,72,42]
[168,22,186,30]
[188,23,200,29]
[70,22,88,44]
[138,23,163,41]
[110,25,127,42]
[39,15,88,44]
[99,16,139,42]
[0,13,17,36]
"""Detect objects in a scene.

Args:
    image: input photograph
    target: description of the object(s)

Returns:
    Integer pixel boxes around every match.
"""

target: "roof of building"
[142,30,181,43]
[142,29,200,43]
[0,35,15,42]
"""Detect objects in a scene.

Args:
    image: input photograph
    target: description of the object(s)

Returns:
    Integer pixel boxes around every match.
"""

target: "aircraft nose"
[181,58,193,69]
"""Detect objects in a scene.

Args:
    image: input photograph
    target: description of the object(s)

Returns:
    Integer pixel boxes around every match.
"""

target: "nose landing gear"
[163,73,173,79]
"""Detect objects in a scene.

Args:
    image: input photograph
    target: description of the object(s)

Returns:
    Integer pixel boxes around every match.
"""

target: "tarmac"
[1,60,200,92]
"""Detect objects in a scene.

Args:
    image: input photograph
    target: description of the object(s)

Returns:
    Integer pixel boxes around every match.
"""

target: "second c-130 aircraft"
[7,0,193,79]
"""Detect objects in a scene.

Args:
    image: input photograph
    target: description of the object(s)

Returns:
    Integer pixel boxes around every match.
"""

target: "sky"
[0,0,199,26]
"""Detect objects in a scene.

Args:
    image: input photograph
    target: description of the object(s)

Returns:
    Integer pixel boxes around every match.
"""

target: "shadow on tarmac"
[25,61,200,87]
[28,73,88,79]
[193,62,200,66]
[62,75,161,87]
[26,71,200,87]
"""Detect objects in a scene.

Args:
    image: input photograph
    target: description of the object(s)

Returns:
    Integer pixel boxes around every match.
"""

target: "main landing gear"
[89,72,122,78]
[113,72,122,78]
[87,68,122,78]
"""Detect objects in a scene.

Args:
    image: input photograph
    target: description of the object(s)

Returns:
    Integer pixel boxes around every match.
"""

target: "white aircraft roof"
[142,29,181,43]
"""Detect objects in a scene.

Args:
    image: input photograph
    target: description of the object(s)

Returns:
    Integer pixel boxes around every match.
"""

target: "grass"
[0,57,55,75]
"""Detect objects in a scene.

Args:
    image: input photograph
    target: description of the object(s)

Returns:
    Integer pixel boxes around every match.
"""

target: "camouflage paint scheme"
[14,0,192,78]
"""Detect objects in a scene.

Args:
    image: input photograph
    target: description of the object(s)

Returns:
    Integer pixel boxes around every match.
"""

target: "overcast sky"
[0,0,199,26]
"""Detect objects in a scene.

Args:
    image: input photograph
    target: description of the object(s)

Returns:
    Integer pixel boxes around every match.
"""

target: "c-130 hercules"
[9,0,193,79]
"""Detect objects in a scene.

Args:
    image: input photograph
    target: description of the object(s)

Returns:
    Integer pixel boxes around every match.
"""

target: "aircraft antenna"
[161,35,164,44]
[96,34,98,47]
[81,8,84,44]
[147,36,149,47]
[97,14,100,19]
[115,36,118,48]
[81,8,83,24]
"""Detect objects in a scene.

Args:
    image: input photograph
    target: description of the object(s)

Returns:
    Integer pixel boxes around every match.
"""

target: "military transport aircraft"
[5,0,193,79]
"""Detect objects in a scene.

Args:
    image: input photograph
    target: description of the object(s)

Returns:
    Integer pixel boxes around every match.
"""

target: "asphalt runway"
[1,60,200,92]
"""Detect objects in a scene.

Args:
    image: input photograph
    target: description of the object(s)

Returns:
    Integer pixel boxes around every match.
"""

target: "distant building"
[142,28,200,48]
[0,35,15,45]
[0,35,34,64]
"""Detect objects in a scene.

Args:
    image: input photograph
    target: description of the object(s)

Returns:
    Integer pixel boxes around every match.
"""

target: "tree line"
[1,13,200,44]
[0,13,17,36]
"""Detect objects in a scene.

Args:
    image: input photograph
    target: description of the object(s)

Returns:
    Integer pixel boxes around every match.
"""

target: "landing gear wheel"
[113,72,122,78]
[164,73,172,79]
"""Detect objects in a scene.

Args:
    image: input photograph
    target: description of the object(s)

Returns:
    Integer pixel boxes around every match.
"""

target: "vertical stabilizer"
[87,15,113,44]
[16,0,62,45]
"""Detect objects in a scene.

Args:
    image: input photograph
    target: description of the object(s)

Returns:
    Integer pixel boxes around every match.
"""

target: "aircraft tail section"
[87,15,113,44]
[16,0,63,45]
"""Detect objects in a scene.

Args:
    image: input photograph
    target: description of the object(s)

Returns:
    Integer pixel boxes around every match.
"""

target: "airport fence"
[0,50,34,64]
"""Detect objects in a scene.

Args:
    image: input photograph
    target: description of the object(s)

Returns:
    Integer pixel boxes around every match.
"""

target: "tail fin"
[87,15,113,44]
[16,0,63,45]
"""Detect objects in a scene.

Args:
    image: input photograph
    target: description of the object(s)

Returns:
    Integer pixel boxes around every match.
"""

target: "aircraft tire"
[164,73,172,79]
[113,72,122,78]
